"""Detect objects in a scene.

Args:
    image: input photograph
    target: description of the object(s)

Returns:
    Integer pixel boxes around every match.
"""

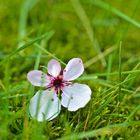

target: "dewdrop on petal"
[27,58,92,121]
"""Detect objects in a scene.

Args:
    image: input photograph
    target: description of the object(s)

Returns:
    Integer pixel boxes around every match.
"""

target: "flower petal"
[63,58,84,81]
[27,70,50,87]
[29,90,61,122]
[48,59,61,77]
[61,83,91,111]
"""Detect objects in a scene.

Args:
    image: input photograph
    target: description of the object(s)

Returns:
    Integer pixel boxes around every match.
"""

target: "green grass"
[0,0,140,139]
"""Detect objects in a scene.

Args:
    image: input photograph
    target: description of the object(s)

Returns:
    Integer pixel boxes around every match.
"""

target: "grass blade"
[1,31,54,64]
[86,0,140,28]
[58,121,140,140]
[70,0,106,67]
[18,0,39,47]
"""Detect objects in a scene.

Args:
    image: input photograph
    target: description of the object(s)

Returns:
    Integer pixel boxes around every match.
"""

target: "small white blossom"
[27,58,92,121]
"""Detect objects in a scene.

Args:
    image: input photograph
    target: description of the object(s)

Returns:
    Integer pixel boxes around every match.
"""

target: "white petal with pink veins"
[27,70,50,87]
[48,59,61,77]
[29,90,61,122]
[63,58,84,81]
[61,83,91,111]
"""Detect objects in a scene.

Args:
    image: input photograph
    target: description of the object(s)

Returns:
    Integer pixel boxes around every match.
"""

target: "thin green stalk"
[118,41,122,101]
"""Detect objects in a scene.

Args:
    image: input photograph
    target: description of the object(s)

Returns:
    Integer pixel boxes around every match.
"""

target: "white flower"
[27,58,92,122]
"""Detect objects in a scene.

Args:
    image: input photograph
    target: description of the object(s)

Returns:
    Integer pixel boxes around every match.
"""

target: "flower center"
[51,76,64,93]
[53,78,63,88]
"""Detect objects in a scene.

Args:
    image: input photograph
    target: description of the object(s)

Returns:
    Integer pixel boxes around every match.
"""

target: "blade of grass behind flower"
[123,62,140,88]
[70,0,106,67]
[18,0,39,48]
[84,45,117,68]
[118,41,122,101]
[85,0,140,29]
[0,31,54,65]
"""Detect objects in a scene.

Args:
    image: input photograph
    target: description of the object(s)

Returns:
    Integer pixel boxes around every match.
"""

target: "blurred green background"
[0,0,140,139]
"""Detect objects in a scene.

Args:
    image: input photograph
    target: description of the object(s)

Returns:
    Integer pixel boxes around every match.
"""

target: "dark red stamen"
[46,75,72,94]
[53,78,63,88]
[49,76,64,94]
